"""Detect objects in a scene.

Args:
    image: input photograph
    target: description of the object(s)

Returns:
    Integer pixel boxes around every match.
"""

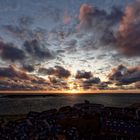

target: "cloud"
[0,65,49,90]
[77,4,123,48]
[3,25,47,42]
[3,24,29,40]
[0,65,34,80]
[75,70,93,79]
[42,73,70,90]
[23,39,54,60]
[117,1,140,56]
[83,77,100,85]
[135,82,140,89]
[48,76,69,90]
[107,6,124,24]
[3,16,46,42]
[108,65,127,81]
[100,30,116,46]
[22,64,35,72]
[78,4,95,30]
[56,50,65,54]
[64,39,77,47]
[77,2,140,57]
[0,65,70,91]
[78,4,123,30]
[38,67,55,75]
[32,27,47,42]
[108,64,140,85]
[0,39,55,67]
[0,41,25,62]
[38,66,71,78]
[82,77,101,89]
[53,66,71,78]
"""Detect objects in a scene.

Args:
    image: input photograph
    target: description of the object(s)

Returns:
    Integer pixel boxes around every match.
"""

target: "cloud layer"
[39,66,71,78]
[108,65,140,85]
[0,0,139,91]
[0,41,25,62]
[117,0,140,56]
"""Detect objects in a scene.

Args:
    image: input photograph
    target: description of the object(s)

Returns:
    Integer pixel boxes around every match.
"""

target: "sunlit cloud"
[0,0,139,91]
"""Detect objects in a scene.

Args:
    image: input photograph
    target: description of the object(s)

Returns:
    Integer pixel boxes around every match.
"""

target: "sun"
[66,82,83,94]
[68,89,80,94]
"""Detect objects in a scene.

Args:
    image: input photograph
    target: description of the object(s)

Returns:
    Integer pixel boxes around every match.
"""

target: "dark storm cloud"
[0,65,34,80]
[100,7,123,45]
[107,6,124,23]
[108,65,140,85]
[75,70,93,79]
[56,50,65,53]
[0,39,55,67]
[53,66,71,78]
[38,67,55,75]
[108,65,127,81]
[78,2,140,57]
[84,77,101,84]
[82,77,101,89]
[23,39,54,60]
[0,41,25,62]
[0,65,16,78]
[2,15,54,65]
[22,64,35,72]
[48,76,69,89]
[100,30,116,46]
[0,65,49,90]
[78,4,123,46]
[0,64,69,91]
[116,0,140,57]
[38,66,71,78]
[78,4,123,29]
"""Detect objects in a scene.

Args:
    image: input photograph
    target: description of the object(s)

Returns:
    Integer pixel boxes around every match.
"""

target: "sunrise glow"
[0,0,139,92]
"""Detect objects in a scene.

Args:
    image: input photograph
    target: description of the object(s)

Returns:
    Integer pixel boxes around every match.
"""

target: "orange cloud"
[78,4,95,30]
[117,1,140,56]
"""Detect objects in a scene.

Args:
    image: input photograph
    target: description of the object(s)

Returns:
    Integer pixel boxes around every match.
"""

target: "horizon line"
[0,89,140,94]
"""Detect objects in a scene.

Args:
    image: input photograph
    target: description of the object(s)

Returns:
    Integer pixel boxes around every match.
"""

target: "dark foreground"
[0,101,140,140]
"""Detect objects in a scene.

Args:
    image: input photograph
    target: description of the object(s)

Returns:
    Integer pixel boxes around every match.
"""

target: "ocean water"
[0,94,140,115]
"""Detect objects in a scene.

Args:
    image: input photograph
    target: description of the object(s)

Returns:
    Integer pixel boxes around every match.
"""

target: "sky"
[0,0,140,91]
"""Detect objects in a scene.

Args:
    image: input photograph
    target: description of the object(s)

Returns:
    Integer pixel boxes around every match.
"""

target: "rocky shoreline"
[0,101,140,140]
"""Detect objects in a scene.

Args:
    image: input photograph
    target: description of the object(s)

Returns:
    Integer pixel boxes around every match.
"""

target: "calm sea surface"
[0,94,140,115]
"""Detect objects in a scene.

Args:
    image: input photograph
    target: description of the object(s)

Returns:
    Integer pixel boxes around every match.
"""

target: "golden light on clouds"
[67,81,83,93]
[0,0,140,92]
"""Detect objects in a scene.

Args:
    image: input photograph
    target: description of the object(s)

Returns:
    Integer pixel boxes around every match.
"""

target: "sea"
[0,94,140,115]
